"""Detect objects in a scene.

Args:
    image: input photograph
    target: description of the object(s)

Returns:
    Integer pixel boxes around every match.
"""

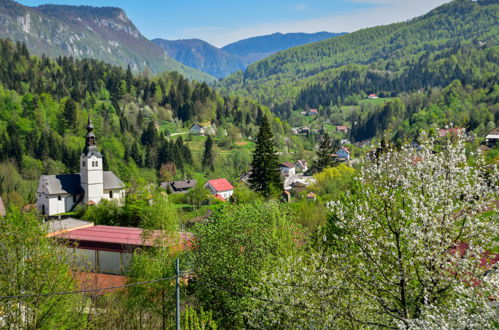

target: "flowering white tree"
[246,136,498,328]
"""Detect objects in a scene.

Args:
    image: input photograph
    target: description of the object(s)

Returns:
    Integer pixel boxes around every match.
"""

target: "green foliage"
[191,201,302,327]
[249,116,282,196]
[201,135,214,172]
[311,164,355,200]
[183,305,218,330]
[312,133,339,173]
[0,209,86,328]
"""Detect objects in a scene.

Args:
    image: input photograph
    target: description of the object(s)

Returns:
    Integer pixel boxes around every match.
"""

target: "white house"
[280,162,296,177]
[336,147,351,162]
[190,124,205,135]
[36,116,125,216]
[205,178,234,201]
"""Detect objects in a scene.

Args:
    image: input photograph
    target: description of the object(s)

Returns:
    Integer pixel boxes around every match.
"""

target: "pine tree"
[63,98,77,132]
[313,133,338,173]
[202,136,214,171]
[249,116,281,196]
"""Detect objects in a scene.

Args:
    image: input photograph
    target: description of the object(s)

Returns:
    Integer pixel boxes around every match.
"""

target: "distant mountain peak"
[0,0,215,82]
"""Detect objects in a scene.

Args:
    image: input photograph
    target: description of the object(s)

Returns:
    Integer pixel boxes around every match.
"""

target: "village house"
[308,109,318,116]
[438,127,466,138]
[280,162,296,177]
[160,179,197,193]
[189,123,205,135]
[306,192,317,201]
[336,147,351,162]
[205,178,234,201]
[368,93,379,99]
[336,126,348,133]
[485,127,499,147]
[36,116,125,216]
[295,160,308,173]
[51,221,192,275]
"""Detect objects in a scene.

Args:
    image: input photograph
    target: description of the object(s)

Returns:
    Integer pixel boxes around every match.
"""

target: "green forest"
[0,38,283,207]
[221,0,498,143]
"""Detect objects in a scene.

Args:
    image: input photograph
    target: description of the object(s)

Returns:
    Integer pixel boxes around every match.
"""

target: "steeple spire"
[83,112,99,155]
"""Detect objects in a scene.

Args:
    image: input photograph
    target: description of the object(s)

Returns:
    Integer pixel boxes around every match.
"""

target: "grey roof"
[172,180,196,190]
[37,174,83,195]
[0,197,5,216]
[160,180,196,191]
[37,171,124,195]
[103,171,125,190]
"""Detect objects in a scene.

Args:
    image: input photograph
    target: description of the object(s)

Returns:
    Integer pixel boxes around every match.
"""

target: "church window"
[109,191,113,199]
[82,161,85,167]
[96,161,98,167]
[58,195,61,201]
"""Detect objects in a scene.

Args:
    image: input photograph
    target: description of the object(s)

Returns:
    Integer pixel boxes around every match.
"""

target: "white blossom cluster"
[246,136,498,328]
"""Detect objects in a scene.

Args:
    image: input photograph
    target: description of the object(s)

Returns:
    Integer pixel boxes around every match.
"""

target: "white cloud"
[182,0,450,47]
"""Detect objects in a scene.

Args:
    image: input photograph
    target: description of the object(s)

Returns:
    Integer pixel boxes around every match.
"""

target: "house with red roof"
[336,126,348,133]
[308,109,318,115]
[368,93,378,99]
[53,224,193,275]
[205,178,234,201]
[438,127,465,138]
[280,162,296,177]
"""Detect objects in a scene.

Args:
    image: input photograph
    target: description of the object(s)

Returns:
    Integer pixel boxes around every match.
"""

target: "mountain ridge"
[222,31,346,66]
[0,0,215,82]
[153,32,345,78]
[151,38,245,78]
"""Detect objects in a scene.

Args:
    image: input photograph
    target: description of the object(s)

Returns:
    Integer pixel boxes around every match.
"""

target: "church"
[36,116,125,216]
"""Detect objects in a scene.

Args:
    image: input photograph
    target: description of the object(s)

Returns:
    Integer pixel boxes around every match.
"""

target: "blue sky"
[17,0,450,47]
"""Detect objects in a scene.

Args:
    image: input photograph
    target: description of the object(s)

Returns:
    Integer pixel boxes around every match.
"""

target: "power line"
[185,276,308,309]
[0,275,178,301]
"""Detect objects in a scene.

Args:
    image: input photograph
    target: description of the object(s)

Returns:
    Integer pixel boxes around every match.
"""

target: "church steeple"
[83,113,99,155]
[80,112,104,204]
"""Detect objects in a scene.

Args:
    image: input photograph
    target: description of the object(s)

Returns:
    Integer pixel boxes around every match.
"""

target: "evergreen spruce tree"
[202,136,215,171]
[63,98,77,132]
[313,133,338,173]
[249,116,281,196]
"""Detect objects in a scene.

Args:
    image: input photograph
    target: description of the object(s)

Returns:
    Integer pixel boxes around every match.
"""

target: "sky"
[17,0,450,47]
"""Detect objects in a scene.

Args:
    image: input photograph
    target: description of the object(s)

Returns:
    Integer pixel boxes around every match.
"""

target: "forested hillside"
[0,39,269,206]
[0,0,215,81]
[221,0,498,141]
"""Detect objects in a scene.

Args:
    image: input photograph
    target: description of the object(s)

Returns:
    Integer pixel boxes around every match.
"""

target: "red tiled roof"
[281,162,295,169]
[207,178,233,192]
[438,128,465,137]
[336,126,348,131]
[60,225,151,246]
[56,225,194,250]
[309,109,318,113]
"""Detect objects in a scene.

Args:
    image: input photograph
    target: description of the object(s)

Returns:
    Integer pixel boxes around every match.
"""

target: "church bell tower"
[80,114,104,204]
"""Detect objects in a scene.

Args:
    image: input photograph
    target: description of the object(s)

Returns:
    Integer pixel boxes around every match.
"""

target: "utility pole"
[176,257,180,330]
